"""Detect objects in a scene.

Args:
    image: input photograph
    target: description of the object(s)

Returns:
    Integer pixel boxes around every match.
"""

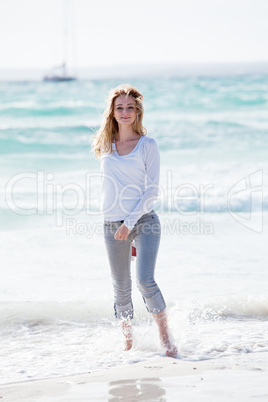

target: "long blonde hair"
[92,84,147,159]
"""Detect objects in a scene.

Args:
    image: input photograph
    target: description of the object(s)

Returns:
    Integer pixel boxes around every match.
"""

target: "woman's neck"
[115,124,139,142]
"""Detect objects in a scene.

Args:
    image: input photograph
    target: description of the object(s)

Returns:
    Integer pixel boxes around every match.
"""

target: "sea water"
[0,75,268,385]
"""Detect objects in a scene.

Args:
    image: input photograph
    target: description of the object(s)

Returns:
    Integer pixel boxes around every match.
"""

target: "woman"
[93,84,177,357]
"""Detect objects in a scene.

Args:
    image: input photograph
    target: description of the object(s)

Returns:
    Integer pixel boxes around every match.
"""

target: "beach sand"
[1,352,267,401]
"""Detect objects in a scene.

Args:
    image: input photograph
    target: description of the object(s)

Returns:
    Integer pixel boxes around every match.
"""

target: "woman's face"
[113,95,137,127]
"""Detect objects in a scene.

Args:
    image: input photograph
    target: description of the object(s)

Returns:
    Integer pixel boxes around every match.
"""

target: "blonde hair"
[92,84,147,159]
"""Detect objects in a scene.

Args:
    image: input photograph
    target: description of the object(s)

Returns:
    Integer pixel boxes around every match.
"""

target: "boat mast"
[63,0,69,76]
[43,0,76,81]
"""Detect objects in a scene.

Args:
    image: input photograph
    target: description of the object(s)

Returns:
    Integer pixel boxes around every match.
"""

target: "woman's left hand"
[114,224,131,241]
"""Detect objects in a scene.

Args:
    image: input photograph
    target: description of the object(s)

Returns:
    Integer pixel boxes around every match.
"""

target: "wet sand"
[1,352,267,401]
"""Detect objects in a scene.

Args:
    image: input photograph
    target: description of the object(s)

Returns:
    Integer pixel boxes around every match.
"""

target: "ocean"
[0,75,268,385]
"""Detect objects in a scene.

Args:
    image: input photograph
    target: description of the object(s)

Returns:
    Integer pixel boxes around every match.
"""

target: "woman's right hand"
[114,224,130,241]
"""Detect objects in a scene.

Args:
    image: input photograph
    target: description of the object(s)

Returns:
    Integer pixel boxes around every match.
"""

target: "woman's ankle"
[121,319,133,350]
[153,310,178,357]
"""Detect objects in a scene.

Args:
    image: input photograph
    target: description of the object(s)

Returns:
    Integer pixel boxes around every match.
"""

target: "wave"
[0,122,97,132]
[1,187,267,215]
[1,296,267,385]
[0,100,102,110]
[1,296,267,329]
[1,129,267,157]
[0,139,88,154]
[0,200,267,216]
[0,300,113,328]
[186,296,268,322]
[0,101,103,118]
[0,125,97,153]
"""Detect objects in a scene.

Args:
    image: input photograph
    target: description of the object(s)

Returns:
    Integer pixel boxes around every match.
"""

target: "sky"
[0,0,268,70]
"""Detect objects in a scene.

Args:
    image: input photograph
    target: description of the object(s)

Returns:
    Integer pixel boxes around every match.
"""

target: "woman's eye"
[128,107,134,109]
[116,107,122,110]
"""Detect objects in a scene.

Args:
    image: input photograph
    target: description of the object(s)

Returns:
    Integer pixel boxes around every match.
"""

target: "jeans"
[103,210,166,320]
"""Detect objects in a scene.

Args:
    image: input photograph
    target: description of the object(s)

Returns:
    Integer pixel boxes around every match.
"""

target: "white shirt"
[100,135,160,230]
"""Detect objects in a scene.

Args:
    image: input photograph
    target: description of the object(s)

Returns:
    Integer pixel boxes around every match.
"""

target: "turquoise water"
[1,76,268,384]
[1,76,268,217]
[1,76,268,161]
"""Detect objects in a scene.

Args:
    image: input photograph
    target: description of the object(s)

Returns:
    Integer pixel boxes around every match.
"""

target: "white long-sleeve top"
[100,135,160,230]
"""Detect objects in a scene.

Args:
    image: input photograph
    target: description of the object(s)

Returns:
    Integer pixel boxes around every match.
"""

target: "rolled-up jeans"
[103,210,166,320]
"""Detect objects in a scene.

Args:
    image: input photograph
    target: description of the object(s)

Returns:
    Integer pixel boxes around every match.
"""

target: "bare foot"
[152,310,178,357]
[121,319,133,351]
[164,341,178,357]
[124,337,133,351]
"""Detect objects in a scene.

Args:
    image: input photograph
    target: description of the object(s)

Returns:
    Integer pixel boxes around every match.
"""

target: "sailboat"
[43,0,76,82]
[43,63,76,82]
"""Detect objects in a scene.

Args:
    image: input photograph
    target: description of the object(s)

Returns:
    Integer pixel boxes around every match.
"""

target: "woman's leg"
[152,310,178,357]
[134,212,164,312]
[121,319,133,351]
[104,221,133,350]
[134,212,177,356]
